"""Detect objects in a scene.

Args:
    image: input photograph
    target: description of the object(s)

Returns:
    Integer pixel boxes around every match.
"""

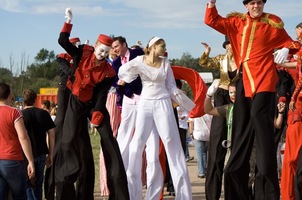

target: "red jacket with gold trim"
[205,5,300,98]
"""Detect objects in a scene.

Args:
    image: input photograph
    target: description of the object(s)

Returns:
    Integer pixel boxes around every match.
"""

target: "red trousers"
[281,94,302,200]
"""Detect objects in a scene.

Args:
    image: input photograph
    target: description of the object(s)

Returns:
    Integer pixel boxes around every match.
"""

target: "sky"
[0,0,302,75]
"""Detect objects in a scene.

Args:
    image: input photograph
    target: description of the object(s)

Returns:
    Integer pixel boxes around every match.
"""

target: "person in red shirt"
[54,8,129,200]
[204,0,300,199]
[0,83,35,199]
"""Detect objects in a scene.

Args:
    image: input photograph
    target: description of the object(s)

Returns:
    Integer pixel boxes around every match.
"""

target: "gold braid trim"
[226,12,246,20]
[260,13,284,29]
[226,12,284,29]
[291,77,302,102]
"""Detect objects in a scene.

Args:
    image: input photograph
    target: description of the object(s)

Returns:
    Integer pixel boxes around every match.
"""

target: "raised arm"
[204,79,220,116]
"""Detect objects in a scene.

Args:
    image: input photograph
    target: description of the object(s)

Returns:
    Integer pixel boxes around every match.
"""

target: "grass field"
[90,132,101,193]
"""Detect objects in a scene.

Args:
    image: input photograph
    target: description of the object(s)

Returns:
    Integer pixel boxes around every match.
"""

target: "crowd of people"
[1,0,302,200]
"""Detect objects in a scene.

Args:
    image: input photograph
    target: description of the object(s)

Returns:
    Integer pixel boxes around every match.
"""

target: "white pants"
[117,100,137,170]
[116,97,164,199]
[127,98,192,200]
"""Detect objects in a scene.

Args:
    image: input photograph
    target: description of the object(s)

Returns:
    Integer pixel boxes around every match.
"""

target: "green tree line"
[0,49,219,100]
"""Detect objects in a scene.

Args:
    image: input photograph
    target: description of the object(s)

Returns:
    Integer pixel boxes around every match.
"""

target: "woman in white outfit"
[118,37,192,200]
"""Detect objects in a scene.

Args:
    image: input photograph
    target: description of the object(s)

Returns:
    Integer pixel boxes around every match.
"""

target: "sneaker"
[186,156,194,162]
[198,174,205,178]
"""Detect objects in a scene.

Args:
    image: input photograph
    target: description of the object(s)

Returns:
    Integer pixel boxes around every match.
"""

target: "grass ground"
[90,131,101,193]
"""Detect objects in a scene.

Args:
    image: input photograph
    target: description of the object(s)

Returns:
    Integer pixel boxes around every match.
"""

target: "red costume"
[205,8,300,98]
[281,71,302,200]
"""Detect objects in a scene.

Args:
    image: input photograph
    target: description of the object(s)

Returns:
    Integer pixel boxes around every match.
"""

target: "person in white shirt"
[189,114,212,178]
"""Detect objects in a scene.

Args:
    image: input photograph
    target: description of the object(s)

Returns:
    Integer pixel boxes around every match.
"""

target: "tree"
[0,68,13,84]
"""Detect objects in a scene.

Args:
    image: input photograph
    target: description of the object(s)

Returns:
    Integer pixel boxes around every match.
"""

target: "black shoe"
[186,156,194,162]
[169,192,175,196]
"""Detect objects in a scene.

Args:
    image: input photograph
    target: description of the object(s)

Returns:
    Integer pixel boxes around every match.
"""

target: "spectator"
[0,83,35,199]
[189,113,212,178]
[22,89,55,200]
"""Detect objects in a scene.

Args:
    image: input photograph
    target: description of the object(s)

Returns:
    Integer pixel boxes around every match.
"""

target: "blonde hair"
[50,107,57,116]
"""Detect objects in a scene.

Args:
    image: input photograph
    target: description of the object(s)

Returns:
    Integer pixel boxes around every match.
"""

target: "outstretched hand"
[65,8,73,23]
[201,42,211,54]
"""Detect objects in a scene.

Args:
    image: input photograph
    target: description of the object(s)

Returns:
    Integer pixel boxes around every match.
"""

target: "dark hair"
[175,79,183,89]
[23,89,37,106]
[243,0,266,5]
[296,22,302,29]
[42,100,51,110]
[228,80,237,88]
[0,83,11,101]
[112,36,128,47]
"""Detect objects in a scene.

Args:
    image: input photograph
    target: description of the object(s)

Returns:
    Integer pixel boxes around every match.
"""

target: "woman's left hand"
[117,79,126,86]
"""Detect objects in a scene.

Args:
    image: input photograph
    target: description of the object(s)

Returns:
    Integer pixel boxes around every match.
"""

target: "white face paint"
[94,44,111,60]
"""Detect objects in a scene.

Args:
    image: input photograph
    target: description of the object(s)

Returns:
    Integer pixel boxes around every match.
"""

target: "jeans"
[0,159,27,200]
[27,155,46,200]
[194,140,207,176]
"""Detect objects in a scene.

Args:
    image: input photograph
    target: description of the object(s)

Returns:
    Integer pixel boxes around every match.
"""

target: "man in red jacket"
[204,0,300,199]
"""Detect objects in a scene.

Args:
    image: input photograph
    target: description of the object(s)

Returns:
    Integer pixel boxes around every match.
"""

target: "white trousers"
[116,101,137,170]
[127,98,192,200]
[116,97,163,199]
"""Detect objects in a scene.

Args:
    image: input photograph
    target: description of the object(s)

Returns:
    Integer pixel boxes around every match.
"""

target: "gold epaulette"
[226,12,246,20]
[260,13,284,29]
[226,12,284,29]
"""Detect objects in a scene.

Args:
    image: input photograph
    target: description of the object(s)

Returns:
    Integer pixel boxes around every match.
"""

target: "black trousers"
[224,77,279,200]
[55,95,95,200]
[45,86,72,200]
[55,94,129,200]
[205,88,230,200]
[296,147,302,200]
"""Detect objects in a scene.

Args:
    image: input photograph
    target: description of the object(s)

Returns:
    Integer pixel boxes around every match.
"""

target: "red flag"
[171,66,207,118]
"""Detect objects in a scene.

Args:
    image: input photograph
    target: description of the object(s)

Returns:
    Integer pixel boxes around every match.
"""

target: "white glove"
[85,39,90,45]
[65,8,73,22]
[273,48,289,64]
[207,79,220,97]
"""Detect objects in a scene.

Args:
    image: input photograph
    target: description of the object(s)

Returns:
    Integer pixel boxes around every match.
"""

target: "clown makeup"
[295,27,302,43]
[228,85,236,103]
[94,44,111,60]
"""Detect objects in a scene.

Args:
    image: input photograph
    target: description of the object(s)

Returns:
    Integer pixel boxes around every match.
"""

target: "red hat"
[98,34,113,47]
[69,37,80,44]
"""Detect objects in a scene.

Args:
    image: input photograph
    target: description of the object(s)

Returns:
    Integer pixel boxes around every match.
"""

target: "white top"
[118,55,178,100]
[189,114,212,141]
[177,106,188,129]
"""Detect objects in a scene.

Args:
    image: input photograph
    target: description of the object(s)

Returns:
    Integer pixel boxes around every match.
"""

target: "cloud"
[2,0,302,29]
